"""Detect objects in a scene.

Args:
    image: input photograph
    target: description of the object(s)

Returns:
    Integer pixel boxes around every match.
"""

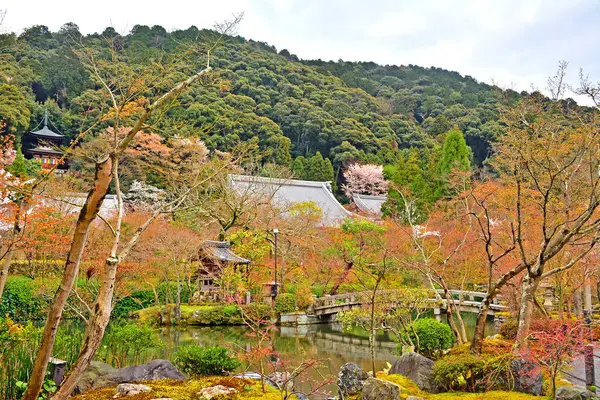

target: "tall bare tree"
[23,15,242,400]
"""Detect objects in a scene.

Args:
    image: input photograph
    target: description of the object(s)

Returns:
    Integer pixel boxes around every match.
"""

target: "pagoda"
[25,111,66,170]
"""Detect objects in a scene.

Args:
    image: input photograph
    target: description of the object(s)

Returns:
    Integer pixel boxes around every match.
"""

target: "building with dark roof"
[25,112,66,170]
[351,193,387,217]
[194,241,250,291]
[228,174,352,226]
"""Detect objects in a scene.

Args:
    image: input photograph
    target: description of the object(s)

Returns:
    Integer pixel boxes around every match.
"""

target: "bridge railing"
[311,289,507,314]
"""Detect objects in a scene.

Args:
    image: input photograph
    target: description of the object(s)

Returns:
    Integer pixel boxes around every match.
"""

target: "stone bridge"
[310,289,507,317]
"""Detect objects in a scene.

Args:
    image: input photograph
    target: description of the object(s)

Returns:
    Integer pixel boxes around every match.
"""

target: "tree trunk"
[441,287,464,345]
[470,296,492,354]
[0,198,23,300]
[574,288,583,318]
[370,292,377,374]
[53,258,119,399]
[584,284,592,317]
[329,262,353,295]
[515,273,540,349]
[175,278,182,323]
[23,157,112,400]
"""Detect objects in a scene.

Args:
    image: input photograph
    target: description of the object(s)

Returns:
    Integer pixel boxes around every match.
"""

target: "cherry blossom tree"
[342,163,388,198]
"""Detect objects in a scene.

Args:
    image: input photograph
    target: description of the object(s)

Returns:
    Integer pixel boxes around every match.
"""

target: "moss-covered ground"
[71,377,286,400]
[74,374,543,399]
[379,373,541,400]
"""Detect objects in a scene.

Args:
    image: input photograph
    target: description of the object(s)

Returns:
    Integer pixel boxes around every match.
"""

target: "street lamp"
[273,228,279,298]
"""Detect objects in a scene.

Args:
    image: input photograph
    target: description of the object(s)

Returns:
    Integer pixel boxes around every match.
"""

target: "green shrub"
[112,290,156,319]
[157,282,191,304]
[408,318,454,359]
[99,323,162,367]
[174,345,240,376]
[274,293,296,314]
[0,276,42,320]
[433,352,485,392]
[499,319,518,340]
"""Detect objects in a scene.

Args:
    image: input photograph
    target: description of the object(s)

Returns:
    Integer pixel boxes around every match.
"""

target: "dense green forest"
[0,22,545,191]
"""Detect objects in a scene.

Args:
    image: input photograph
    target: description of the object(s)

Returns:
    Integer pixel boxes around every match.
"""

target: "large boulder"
[389,352,439,393]
[511,358,543,396]
[361,377,401,400]
[111,359,186,383]
[556,386,596,400]
[77,360,185,394]
[76,361,117,393]
[337,362,368,396]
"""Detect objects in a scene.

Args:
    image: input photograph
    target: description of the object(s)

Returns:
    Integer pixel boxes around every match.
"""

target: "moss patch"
[72,377,287,400]
[378,372,541,400]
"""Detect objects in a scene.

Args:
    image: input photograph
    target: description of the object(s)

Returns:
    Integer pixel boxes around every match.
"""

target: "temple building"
[228,174,353,226]
[194,241,250,292]
[25,112,66,171]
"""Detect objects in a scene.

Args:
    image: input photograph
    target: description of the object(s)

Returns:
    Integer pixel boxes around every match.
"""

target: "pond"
[145,312,498,396]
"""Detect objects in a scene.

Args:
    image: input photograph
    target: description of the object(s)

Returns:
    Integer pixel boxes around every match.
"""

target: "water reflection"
[154,313,497,396]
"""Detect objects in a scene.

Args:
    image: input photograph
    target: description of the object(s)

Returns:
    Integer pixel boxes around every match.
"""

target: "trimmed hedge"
[136,303,272,326]
[174,345,240,376]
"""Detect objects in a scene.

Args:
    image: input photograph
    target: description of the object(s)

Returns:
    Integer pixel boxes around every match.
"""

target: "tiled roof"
[201,240,250,264]
[228,174,352,226]
[26,146,64,156]
[30,125,65,139]
[352,193,387,217]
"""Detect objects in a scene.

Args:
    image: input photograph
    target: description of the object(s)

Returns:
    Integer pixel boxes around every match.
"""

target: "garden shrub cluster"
[174,345,240,376]
[406,318,454,359]
[432,338,516,393]
[499,319,518,340]
[0,276,44,320]
[274,293,296,314]
[136,303,272,326]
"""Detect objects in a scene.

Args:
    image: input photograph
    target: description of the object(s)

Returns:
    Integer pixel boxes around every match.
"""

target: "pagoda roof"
[30,125,65,139]
[200,241,250,264]
[26,146,64,156]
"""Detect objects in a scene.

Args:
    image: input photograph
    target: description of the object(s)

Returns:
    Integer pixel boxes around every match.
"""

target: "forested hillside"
[1,23,526,187]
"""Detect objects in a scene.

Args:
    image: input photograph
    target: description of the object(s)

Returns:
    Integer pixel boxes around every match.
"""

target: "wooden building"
[25,112,66,171]
[195,241,250,292]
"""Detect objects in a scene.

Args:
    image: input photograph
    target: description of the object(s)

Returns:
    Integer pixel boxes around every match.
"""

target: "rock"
[337,362,368,396]
[198,385,238,399]
[111,359,186,383]
[77,361,117,393]
[389,352,439,393]
[406,397,424,400]
[361,377,401,400]
[77,360,185,394]
[267,372,293,391]
[115,383,151,397]
[511,358,543,396]
[556,386,595,400]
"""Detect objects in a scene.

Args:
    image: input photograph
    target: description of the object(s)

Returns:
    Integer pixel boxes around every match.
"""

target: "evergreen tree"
[305,152,334,184]
[8,146,27,177]
[291,156,307,179]
[438,126,471,175]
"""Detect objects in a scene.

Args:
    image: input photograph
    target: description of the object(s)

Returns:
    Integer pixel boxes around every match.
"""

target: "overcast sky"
[4,0,599,102]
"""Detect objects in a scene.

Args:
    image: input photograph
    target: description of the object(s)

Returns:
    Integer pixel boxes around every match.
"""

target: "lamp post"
[273,228,279,299]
